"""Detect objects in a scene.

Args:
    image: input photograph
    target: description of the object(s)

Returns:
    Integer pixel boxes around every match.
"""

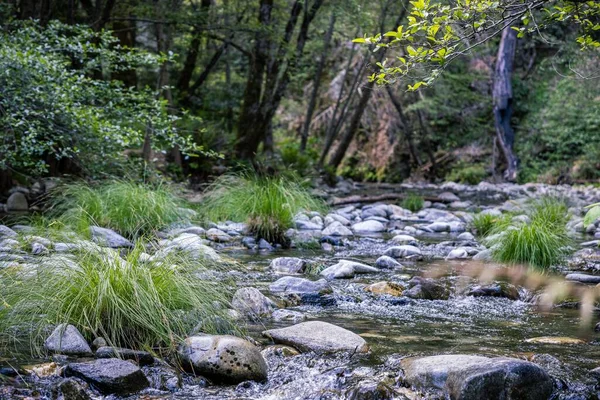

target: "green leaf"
[352,38,367,43]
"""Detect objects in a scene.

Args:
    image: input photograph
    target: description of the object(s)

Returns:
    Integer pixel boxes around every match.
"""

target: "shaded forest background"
[1,0,600,192]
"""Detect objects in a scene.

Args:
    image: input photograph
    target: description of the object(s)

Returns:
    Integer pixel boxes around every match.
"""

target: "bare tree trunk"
[177,0,211,96]
[493,27,518,181]
[386,86,421,166]
[300,12,335,152]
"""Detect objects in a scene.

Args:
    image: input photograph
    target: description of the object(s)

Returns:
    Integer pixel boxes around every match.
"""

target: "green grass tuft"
[471,213,510,238]
[486,197,571,270]
[0,243,236,356]
[49,181,191,239]
[401,194,424,212]
[201,173,327,245]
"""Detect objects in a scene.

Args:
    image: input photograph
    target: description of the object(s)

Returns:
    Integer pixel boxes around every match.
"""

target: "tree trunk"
[300,12,335,152]
[386,86,421,166]
[177,0,211,96]
[493,27,518,181]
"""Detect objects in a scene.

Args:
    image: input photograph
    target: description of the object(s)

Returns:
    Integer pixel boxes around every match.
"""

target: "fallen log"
[330,193,442,207]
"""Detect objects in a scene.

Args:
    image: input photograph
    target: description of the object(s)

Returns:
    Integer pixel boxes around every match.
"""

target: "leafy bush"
[446,164,487,185]
[51,181,191,239]
[0,244,235,355]
[401,194,424,212]
[486,198,571,270]
[201,173,327,245]
[0,21,198,178]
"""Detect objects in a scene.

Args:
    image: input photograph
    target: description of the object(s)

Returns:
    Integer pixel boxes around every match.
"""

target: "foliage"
[50,181,191,239]
[0,243,236,355]
[486,198,571,269]
[201,173,327,245]
[0,21,199,178]
[471,213,510,238]
[356,0,600,88]
[446,164,487,185]
[401,193,425,212]
[584,203,600,228]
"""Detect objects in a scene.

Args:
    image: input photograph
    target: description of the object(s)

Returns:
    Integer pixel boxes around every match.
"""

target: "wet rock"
[269,276,331,294]
[263,321,369,354]
[320,235,344,246]
[271,309,306,322]
[64,358,149,395]
[383,245,422,259]
[206,228,232,242]
[345,380,395,400]
[352,220,385,234]
[90,226,133,248]
[320,260,378,280]
[261,345,301,358]
[270,257,306,274]
[364,281,403,297]
[401,354,553,400]
[231,287,277,319]
[55,378,90,400]
[565,273,600,284]
[446,247,469,260]
[242,236,257,249]
[6,192,28,212]
[467,282,520,300]
[404,277,449,300]
[258,238,274,250]
[375,255,403,269]
[525,336,585,345]
[322,221,353,236]
[390,235,418,246]
[0,225,17,238]
[179,335,267,384]
[45,324,93,356]
[95,346,154,366]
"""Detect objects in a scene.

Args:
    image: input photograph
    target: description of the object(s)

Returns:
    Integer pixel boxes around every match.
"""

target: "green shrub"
[486,198,571,270]
[401,194,425,212]
[446,164,487,185]
[0,244,235,355]
[50,181,190,239]
[201,173,327,245]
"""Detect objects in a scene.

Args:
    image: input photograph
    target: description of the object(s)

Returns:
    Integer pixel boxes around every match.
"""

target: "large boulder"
[44,324,93,356]
[6,192,28,212]
[269,276,330,294]
[401,354,553,400]
[320,260,378,280]
[179,335,267,384]
[270,257,306,274]
[64,359,149,395]
[352,220,385,234]
[263,321,369,354]
[232,287,277,319]
[90,226,133,248]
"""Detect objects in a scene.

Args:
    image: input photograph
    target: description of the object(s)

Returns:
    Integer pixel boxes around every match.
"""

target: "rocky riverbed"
[3,181,600,399]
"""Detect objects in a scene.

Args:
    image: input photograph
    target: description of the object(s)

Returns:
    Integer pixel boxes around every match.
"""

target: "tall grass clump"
[50,181,190,239]
[471,213,510,238]
[486,197,571,270]
[401,193,424,212]
[0,244,235,355]
[201,173,327,245]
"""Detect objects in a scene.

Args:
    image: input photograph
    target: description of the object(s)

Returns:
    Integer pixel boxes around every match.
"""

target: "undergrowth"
[401,194,424,212]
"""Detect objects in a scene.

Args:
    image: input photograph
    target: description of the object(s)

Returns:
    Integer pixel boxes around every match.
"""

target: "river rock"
[263,321,369,354]
[95,346,154,366]
[352,220,385,234]
[525,336,585,345]
[565,273,600,284]
[6,192,28,212]
[206,228,232,242]
[270,257,306,274]
[44,324,93,356]
[427,222,450,232]
[361,205,388,219]
[322,221,353,236]
[473,249,492,261]
[64,359,149,395]
[446,247,469,260]
[179,335,267,383]
[269,276,330,294]
[401,354,552,400]
[232,287,277,319]
[0,225,17,238]
[156,233,220,261]
[390,235,418,246]
[404,277,449,300]
[438,192,460,202]
[55,378,90,400]
[375,255,403,269]
[383,245,422,259]
[90,226,133,248]
[364,281,403,296]
[320,260,378,280]
[296,220,323,230]
[467,282,520,300]
[457,232,475,241]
